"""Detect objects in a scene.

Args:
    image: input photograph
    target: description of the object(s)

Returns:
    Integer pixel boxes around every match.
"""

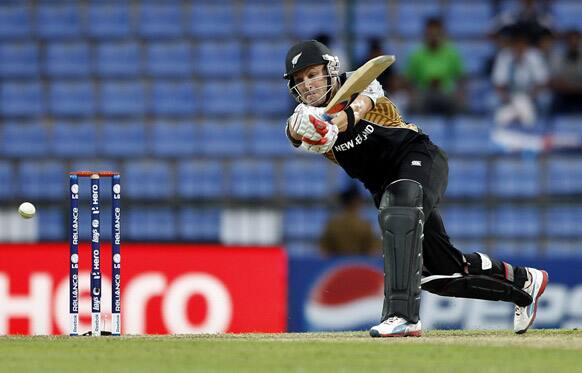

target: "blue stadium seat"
[0,5,31,39]
[123,160,174,200]
[49,81,94,117]
[445,3,492,38]
[362,206,382,237]
[493,240,539,258]
[546,207,582,238]
[0,81,43,117]
[0,122,48,158]
[282,159,330,199]
[179,208,221,241]
[95,42,141,77]
[37,207,65,241]
[247,41,289,78]
[553,1,582,31]
[447,158,487,198]
[0,161,13,200]
[99,122,147,157]
[177,160,225,198]
[240,2,285,38]
[410,116,449,150]
[195,41,242,77]
[455,41,493,76]
[36,3,82,39]
[553,116,582,137]
[248,120,296,157]
[393,40,422,71]
[249,81,290,115]
[201,81,247,115]
[45,42,90,77]
[396,2,442,38]
[199,121,247,157]
[545,241,582,258]
[497,0,521,14]
[353,38,394,66]
[284,207,329,240]
[190,2,236,39]
[87,2,131,39]
[99,81,146,116]
[151,121,198,157]
[17,161,65,200]
[230,160,275,199]
[447,238,486,254]
[126,207,176,241]
[353,1,389,38]
[285,240,319,257]
[333,170,370,202]
[546,156,582,195]
[137,2,183,39]
[491,157,540,197]
[466,78,494,113]
[450,116,494,155]
[145,42,192,77]
[440,206,488,238]
[151,81,196,116]
[291,1,341,39]
[0,42,38,77]
[492,206,540,238]
[51,121,97,157]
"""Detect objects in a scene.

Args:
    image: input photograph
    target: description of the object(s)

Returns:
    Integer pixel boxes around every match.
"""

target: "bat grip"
[322,113,332,122]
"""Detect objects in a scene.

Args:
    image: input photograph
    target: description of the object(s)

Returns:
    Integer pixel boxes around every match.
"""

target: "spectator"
[492,28,549,126]
[549,30,582,114]
[319,185,380,257]
[359,38,395,91]
[538,29,555,64]
[359,38,409,110]
[404,17,465,116]
[492,0,553,45]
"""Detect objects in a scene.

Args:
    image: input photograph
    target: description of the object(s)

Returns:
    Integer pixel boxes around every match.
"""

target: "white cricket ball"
[18,202,36,219]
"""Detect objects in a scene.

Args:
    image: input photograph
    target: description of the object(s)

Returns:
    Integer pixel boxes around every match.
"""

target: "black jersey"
[324,96,432,196]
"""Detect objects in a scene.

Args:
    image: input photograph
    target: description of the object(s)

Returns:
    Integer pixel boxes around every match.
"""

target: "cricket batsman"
[283,40,549,337]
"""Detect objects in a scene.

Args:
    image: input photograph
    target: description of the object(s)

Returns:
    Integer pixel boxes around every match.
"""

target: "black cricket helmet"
[283,40,340,106]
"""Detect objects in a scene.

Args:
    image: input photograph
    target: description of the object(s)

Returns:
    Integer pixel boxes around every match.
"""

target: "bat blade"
[325,55,395,114]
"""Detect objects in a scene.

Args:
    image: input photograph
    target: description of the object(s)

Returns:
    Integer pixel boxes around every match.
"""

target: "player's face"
[292,64,330,106]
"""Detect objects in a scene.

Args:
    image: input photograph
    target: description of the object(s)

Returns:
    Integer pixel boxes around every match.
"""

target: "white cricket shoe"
[369,316,422,338]
[514,268,549,334]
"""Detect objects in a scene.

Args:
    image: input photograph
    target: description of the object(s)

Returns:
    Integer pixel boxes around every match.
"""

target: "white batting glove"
[288,104,328,142]
[300,115,338,154]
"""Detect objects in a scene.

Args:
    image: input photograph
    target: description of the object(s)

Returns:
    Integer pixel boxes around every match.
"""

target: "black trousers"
[373,142,477,276]
[372,141,528,302]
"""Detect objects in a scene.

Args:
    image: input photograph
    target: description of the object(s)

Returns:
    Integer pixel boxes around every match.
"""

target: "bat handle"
[322,113,332,122]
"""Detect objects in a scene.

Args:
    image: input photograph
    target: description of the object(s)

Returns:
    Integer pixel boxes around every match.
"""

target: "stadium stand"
[0,0,580,259]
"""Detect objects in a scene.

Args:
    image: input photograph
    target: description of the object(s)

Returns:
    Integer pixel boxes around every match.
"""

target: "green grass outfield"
[1,330,581,372]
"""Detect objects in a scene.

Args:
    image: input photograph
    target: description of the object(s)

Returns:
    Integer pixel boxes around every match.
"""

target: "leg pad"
[421,273,533,307]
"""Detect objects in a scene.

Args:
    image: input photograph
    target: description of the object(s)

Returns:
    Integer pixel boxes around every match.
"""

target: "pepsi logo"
[305,263,383,331]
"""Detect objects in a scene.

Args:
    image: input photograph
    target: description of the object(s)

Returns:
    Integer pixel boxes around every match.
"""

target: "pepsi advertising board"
[288,257,384,332]
[288,257,582,332]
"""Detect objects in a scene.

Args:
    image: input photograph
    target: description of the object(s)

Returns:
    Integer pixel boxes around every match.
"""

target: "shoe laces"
[515,306,522,318]
[384,316,403,325]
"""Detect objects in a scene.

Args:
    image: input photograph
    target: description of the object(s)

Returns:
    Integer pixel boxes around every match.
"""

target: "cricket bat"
[324,55,395,115]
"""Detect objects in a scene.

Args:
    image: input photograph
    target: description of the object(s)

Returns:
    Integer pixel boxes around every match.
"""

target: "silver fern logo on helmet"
[291,52,302,67]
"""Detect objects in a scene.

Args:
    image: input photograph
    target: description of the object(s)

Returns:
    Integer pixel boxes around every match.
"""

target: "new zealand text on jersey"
[334,124,375,152]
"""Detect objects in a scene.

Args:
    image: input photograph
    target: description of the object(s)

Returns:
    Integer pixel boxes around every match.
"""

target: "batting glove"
[288,105,328,142]
[300,115,338,154]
